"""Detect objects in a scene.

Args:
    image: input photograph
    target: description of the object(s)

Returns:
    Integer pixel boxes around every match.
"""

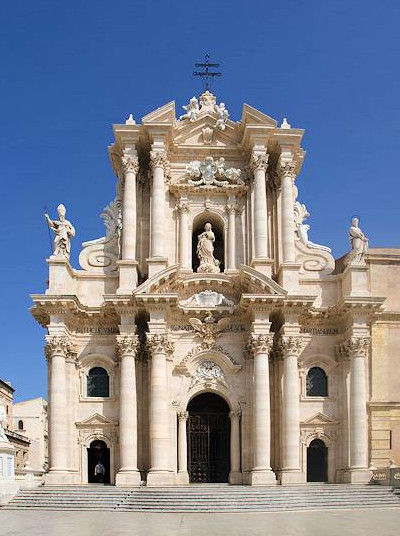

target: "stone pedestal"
[0,441,19,504]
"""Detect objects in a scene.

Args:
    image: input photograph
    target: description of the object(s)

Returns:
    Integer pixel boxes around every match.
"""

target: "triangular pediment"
[172,114,240,149]
[142,101,176,124]
[76,413,117,427]
[302,412,336,425]
[241,104,277,128]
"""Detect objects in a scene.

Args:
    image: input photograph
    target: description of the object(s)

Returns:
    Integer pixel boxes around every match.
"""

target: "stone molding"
[277,335,304,358]
[177,411,189,421]
[146,333,174,356]
[116,334,139,357]
[250,153,269,173]
[337,336,370,360]
[44,335,76,361]
[248,333,274,355]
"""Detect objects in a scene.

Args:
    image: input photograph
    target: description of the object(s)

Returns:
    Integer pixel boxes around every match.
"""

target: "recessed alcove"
[191,212,225,272]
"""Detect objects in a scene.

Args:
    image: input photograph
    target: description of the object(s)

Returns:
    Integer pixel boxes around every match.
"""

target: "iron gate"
[187,412,230,483]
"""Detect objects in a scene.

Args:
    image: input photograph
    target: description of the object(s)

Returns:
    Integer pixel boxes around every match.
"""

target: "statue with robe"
[196,223,220,273]
[348,216,368,263]
[45,204,75,260]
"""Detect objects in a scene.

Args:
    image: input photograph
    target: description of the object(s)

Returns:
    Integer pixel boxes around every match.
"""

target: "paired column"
[229,410,242,484]
[176,198,191,271]
[150,151,168,259]
[147,333,175,486]
[278,160,296,264]
[250,152,269,261]
[249,334,276,485]
[279,335,303,484]
[45,335,74,483]
[177,411,189,483]
[226,199,237,271]
[115,335,141,486]
[340,337,370,482]
[118,147,139,292]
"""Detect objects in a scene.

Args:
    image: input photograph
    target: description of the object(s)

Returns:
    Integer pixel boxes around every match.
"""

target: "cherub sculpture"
[214,102,229,130]
[45,204,75,260]
[180,96,200,122]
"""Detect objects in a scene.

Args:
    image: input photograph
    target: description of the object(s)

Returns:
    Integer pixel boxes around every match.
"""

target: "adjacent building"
[13,398,48,473]
[31,90,400,487]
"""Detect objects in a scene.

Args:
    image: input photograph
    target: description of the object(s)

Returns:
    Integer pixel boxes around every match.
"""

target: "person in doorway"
[94,460,105,484]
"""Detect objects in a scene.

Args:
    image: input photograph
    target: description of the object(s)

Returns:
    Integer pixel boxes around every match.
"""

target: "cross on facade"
[193,54,221,91]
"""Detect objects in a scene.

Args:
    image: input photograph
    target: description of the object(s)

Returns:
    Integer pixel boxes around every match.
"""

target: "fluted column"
[176,198,190,271]
[250,153,269,260]
[249,334,276,485]
[229,410,242,484]
[177,411,189,484]
[278,160,296,264]
[226,200,236,271]
[339,337,370,483]
[45,335,74,483]
[115,334,140,486]
[279,335,303,484]
[147,334,174,486]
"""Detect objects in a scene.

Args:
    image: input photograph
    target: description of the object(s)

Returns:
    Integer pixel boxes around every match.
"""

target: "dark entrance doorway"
[307,438,328,482]
[187,392,230,483]
[87,440,110,484]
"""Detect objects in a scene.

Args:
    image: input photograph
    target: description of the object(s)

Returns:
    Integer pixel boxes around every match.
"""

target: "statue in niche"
[196,223,220,273]
[45,204,75,260]
[179,96,200,122]
[347,216,368,263]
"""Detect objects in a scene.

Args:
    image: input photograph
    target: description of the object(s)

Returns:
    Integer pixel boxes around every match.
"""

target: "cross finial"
[193,54,221,91]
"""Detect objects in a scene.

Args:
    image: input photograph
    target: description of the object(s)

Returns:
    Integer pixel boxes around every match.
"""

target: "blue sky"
[0,1,399,401]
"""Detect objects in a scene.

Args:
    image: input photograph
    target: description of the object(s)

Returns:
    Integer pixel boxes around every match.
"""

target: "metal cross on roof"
[193,54,221,91]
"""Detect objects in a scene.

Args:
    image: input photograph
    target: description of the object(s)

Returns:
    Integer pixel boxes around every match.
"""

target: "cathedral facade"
[31,91,400,487]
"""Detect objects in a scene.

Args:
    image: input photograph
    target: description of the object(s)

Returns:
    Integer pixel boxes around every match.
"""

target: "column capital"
[116,334,139,358]
[146,333,174,356]
[175,198,190,214]
[225,202,237,215]
[177,411,189,422]
[229,410,241,420]
[277,335,304,358]
[337,336,370,360]
[278,159,297,182]
[150,150,170,173]
[250,152,269,172]
[44,335,76,361]
[121,148,139,174]
[248,333,274,355]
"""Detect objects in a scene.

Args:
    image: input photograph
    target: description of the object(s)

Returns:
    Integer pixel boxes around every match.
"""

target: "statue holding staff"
[45,204,75,260]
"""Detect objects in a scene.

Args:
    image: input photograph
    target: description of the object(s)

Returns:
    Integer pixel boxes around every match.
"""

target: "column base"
[279,469,305,485]
[249,469,277,486]
[45,470,78,485]
[342,468,371,484]
[250,258,274,278]
[176,471,190,485]
[229,471,243,485]
[276,263,301,292]
[115,470,141,487]
[146,471,175,487]
[117,260,138,293]
[147,257,168,279]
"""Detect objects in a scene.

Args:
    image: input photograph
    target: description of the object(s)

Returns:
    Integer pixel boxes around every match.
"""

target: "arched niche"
[191,212,225,272]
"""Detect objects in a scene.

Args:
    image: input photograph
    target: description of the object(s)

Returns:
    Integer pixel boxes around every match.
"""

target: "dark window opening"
[87,367,109,398]
[306,367,328,397]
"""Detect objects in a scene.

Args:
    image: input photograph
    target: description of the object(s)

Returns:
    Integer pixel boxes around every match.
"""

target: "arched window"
[18,420,24,430]
[306,367,328,397]
[87,367,109,398]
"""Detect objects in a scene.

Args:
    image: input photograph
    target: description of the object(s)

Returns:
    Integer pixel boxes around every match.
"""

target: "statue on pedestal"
[348,216,368,263]
[45,204,75,259]
[196,223,220,273]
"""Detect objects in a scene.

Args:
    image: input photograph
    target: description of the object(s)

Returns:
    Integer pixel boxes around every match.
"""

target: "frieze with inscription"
[300,327,339,336]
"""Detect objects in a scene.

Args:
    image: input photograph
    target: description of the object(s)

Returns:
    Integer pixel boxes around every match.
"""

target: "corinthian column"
[250,153,269,263]
[226,200,237,272]
[278,160,296,264]
[176,198,191,271]
[115,334,140,486]
[177,411,189,484]
[249,334,276,485]
[146,334,174,486]
[45,335,75,484]
[340,337,370,483]
[279,335,303,484]
[117,147,139,292]
[229,410,242,484]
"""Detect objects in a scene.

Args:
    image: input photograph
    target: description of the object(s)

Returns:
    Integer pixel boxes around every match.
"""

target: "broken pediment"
[241,104,278,129]
[141,101,176,125]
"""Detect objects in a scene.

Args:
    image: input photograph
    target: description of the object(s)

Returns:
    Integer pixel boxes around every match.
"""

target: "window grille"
[87,367,109,397]
[306,367,328,397]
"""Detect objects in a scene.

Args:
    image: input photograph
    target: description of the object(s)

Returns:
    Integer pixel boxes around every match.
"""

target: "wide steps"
[4,485,400,512]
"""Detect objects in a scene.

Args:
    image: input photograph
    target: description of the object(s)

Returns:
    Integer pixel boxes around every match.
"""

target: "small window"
[306,367,328,397]
[87,367,109,398]
[18,420,24,430]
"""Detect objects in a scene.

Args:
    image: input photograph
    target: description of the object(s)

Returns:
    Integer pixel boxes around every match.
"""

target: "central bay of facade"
[32,91,381,487]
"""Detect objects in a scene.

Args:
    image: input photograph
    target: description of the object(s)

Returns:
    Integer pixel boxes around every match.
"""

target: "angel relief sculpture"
[189,313,230,349]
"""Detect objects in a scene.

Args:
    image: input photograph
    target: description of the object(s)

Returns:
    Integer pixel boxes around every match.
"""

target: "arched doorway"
[307,438,328,482]
[187,393,230,483]
[87,440,110,484]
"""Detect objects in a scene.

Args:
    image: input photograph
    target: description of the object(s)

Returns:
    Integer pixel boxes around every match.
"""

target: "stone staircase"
[3,484,400,512]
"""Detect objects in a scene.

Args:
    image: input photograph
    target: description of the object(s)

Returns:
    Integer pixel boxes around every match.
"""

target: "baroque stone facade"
[31,91,400,486]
